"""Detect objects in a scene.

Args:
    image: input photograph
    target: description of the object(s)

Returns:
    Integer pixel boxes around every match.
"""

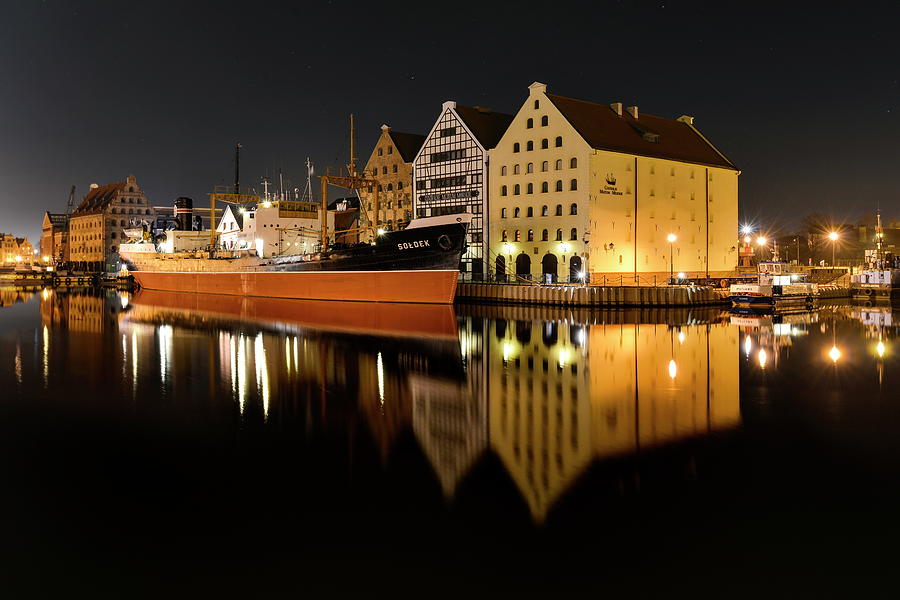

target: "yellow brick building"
[358,125,425,231]
[489,82,739,283]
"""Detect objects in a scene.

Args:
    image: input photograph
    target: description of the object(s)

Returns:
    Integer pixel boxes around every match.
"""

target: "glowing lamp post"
[756,236,767,261]
[667,233,677,281]
[828,231,839,267]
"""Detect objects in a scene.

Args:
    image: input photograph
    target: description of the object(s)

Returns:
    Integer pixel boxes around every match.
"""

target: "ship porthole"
[438,235,452,251]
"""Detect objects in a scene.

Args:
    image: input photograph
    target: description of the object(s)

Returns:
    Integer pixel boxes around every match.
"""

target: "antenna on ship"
[876,206,884,265]
[278,167,285,201]
[234,142,241,195]
[348,114,357,177]
[303,157,315,202]
[261,176,271,202]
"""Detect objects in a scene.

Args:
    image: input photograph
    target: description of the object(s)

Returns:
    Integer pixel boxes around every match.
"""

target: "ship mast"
[876,208,884,266]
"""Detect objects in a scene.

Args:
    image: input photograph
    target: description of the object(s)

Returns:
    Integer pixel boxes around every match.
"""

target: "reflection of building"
[41,212,69,262]
[68,175,154,271]
[487,317,740,521]
[358,125,425,231]
[413,102,514,277]
[489,82,739,283]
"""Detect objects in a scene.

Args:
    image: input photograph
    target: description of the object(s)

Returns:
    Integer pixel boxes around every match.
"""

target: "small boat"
[850,211,900,302]
[729,260,817,311]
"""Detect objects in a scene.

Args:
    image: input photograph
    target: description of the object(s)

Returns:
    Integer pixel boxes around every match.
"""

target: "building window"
[526,162,533,174]
[513,143,520,153]
[514,207,520,218]
[570,227,578,240]
[501,166,507,176]
[527,183,534,194]
[431,176,466,188]
[570,179,578,191]
[111,232,117,239]
[541,205,548,216]
[555,180,562,192]
[541,181,548,193]
[392,164,398,173]
[555,136,563,147]
[501,208,507,218]
[381,166,387,174]
[515,230,521,241]
[378,148,383,156]
[555,204,562,216]
[541,229,549,241]
[387,183,394,191]
[440,127,456,137]
[527,229,534,241]
[555,159,562,170]
[502,230,508,241]
[398,181,403,189]
[526,118,533,129]
[541,138,548,149]
[555,229,562,241]
[541,116,548,126]
[570,203,578,215]
[430,149,466,162]
[526,141,534,151]
[527,207,534,217]
[513,184,520,195]
[534,99,540,109]
[541,161,548,172]
[501,185,508,196]
[388,146,393,154]
[570,157,577,168]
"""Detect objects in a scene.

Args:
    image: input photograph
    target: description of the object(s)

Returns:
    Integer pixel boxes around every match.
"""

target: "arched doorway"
[569,255,583,283]
[515,253,531,280]
[541,253,558,284]
[495,255,506,282]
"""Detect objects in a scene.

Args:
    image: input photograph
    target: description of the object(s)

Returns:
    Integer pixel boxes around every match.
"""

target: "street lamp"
[667,233,677,281]
[828,231,839,267]
[756,236,767,261]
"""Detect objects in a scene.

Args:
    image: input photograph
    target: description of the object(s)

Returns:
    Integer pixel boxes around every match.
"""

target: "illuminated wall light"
[758,348,768,369]
[668,359,677,379]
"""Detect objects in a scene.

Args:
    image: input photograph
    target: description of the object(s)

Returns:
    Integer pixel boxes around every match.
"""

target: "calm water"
[1,286,899,595]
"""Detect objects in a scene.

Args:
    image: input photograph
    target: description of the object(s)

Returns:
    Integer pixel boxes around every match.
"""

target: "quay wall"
[456,283,726,307]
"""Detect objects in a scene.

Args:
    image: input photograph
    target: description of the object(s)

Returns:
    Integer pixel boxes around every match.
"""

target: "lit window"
[527,229,534,241]
[515,230,521,241]
[502,230,508,241]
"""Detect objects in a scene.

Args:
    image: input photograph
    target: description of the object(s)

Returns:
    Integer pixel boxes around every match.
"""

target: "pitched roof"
[46,212,69,228]
[453,105,514,149]
[15,237,27,246]
[73,181,126,215]
[388,131,426,163]
[547,94,737,170]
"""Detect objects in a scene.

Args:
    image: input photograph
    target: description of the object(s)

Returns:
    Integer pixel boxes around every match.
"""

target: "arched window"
[526,162,533,173]
[555,180,563,192]
[534,99,540,109]
[541,229,549,241]
[541,116,548,126]
[526,140,534,151]
[527,229,534,241]
[501,185,508,196]
[570,157,577,168]
[513,184,520,195]
[527,183,534,194]
[501,166,507,176]
[514,230,521,241]
[555,159,562,170]
[502,230,508,241]
[541,181,548,193]
[555,136,563,147]
[387,183,393,191]
[541,205,548,216]
[513,164,520,174]
[514,207,520,218]
[382,166,387,174]
[570,203,578,215]
[501,208,507,218]
[513,143,520,153]
[555,204,562,216]
[526,118,533,129]
[120,220,126,226]
[397,181,403,189]
[555,229,562,241]
[541,138,548,149]
[527,207,534,217]
[570,179,577,191]
[541,161,548,172]
[570,227,578,241]
[111,232,117,239]
[129,186,134,192]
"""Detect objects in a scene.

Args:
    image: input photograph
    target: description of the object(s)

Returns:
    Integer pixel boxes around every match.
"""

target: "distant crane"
[65,185,76,215]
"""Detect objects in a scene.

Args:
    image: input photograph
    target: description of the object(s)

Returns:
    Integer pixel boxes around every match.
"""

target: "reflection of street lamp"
[828,231,839,266]
[667,233,677,280]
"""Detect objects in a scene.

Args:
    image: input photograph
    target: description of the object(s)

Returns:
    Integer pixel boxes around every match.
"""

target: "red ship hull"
[130,269,460,304]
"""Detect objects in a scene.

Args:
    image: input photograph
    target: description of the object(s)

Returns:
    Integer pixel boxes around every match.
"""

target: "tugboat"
[850,211,900,303]
[729,242,818,311]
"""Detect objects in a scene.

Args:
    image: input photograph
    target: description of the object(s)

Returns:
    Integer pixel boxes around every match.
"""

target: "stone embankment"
[456,283,725,307]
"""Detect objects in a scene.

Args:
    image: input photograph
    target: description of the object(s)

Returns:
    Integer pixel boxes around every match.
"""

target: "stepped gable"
[388,131,426,163]
[453,105,514,149]
[73,181,126,215]
[547,94,737,170]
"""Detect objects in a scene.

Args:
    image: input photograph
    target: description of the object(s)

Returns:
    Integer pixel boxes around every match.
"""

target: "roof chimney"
[677,115,695,125]
[626,106,639,119]
[381,124,391,132]
[89,183,99,190]
[610,102,623,116]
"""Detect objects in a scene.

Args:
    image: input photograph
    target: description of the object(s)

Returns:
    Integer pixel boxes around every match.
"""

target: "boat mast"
[876,208,884,265]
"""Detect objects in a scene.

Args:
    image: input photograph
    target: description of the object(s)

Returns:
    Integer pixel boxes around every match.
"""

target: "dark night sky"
[2,0,899,244]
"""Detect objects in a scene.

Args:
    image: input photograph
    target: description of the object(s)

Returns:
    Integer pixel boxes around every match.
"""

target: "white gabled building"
[216,201,335,258]
[412,102,513,278]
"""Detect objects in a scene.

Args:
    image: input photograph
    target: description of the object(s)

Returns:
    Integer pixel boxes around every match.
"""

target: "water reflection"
[15,288,900,525]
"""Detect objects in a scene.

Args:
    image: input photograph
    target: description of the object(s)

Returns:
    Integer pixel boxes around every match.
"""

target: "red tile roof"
[72,181,127,215]
[547,94,737,170]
